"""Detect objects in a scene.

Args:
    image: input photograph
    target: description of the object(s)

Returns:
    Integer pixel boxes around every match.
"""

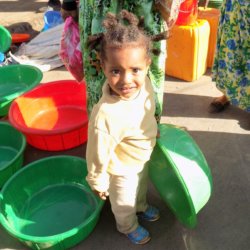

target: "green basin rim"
[0,155,104,243]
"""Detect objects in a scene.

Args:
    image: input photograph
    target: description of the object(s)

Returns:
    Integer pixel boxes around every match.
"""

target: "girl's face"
[101,46,151,99]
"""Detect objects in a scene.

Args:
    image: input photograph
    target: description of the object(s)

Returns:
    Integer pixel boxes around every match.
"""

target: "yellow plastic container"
[198,7,220,67]
[166,19,210,82]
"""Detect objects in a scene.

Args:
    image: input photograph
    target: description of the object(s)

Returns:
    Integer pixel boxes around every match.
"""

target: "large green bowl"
[0,156,104,250]
[0,64,42,117]
[148,124,213,228]
[0,25,12,53]
[0,121,26,188]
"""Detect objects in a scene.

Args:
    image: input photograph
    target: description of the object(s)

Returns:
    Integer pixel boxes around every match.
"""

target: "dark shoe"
[137,205,160,222]
[126,225,151,244]
[209,100,230,113]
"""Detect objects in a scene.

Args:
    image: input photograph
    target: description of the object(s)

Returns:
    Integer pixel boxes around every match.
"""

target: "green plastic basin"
[0,64,42,117]
[0,156,104,250]
[148,124,213,228]
[0,121,26,188]
[0,25,12,53]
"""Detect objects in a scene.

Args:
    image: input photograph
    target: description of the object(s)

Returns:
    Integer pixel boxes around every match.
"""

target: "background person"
[208,0,250,113]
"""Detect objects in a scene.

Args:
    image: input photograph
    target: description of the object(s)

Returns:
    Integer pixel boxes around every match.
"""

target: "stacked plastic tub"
[0,10,105,249]
[165,0,210,81]
[0,80,105,249]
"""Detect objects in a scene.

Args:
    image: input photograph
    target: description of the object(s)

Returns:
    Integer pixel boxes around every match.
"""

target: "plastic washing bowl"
[148,124,213,228]
[0,156,104,250]
[11,33,31,44]
[0,122,26,188]
[0,25,12,53]
[0,64,43,117]
[9,80,88,151]
[43,10,64,31]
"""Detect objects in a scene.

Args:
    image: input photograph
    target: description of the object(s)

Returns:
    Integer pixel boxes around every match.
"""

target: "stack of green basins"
[198,0,223,9]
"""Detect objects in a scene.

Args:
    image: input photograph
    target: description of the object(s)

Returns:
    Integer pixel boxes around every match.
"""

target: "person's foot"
[137,205,160,222]
[126,225,151,244]
[209,95,230,113]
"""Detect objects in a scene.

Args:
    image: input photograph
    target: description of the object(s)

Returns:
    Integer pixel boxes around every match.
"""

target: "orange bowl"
[11,33,31,44]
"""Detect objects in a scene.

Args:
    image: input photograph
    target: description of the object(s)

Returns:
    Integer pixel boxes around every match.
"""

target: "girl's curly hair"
[87,9,168,62]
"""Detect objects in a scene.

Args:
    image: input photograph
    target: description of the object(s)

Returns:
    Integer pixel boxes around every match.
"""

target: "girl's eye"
[111,69,120,75]
[132,68,140,73]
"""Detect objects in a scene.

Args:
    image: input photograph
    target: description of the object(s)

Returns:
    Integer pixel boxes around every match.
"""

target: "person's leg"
[210,1,249,113]
[109,173,139,234]
[109,173,151,244]
[136,165,160,222]
[136,166,149,213]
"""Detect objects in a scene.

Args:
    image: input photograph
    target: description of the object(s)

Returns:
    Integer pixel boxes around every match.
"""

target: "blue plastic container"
[43,10,63,31]
[0,52,4,63]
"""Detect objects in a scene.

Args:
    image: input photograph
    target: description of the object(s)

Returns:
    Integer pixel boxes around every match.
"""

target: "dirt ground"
[0,1,45,28]
[0,0,74,82]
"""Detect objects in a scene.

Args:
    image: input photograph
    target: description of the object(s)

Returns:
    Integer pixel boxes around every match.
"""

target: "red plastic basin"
[11,33,31,44]
[9,80,88,151]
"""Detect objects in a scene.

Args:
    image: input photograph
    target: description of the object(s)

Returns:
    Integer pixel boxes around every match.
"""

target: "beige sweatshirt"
[86,77,157,192]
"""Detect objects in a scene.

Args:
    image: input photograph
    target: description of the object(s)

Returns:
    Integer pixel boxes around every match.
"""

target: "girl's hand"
[157,128,160,138]
[93,190,109,200]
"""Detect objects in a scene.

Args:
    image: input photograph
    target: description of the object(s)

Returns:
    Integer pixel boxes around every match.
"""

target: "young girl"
[86,10,167,244]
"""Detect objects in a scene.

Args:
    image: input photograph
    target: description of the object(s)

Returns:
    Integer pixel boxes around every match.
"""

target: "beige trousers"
[108,165,149,234]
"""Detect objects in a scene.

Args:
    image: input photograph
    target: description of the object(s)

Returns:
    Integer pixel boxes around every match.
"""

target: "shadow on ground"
[163,93,250,130]
[0,1,46,13]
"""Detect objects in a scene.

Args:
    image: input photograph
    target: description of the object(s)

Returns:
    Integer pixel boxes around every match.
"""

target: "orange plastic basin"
[11,33,31,44]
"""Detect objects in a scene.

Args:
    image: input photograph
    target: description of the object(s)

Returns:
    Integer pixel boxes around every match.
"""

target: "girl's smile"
[102,45,151,99]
